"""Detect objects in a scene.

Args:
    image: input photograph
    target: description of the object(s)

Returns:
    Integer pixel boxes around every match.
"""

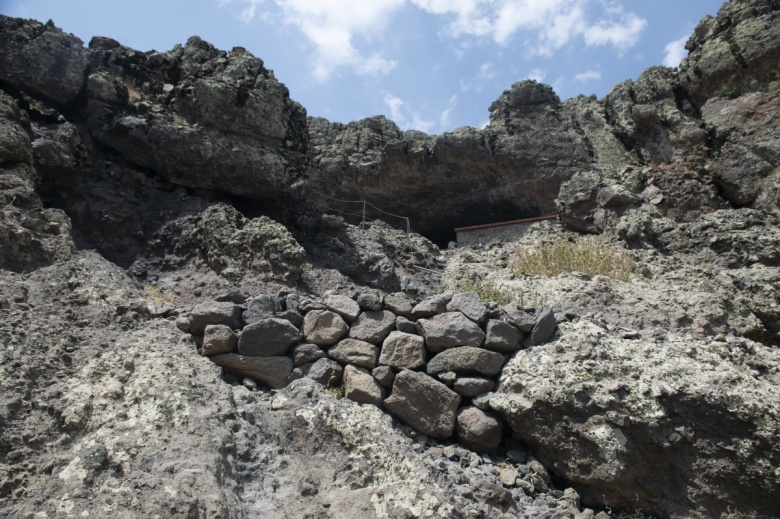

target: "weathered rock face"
[0,94,75,272]
[86,36,308,199]
[306,82,592,242]
[295,212,444,294]
[307,1,780,244]
[0,15,308,199]
[0,17,89,106]
[129,203,306,283]
[492,319,780,519]
[0,15,311,276]
[680,0,780,105]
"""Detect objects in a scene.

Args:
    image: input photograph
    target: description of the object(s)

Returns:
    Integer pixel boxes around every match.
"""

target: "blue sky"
[2,0,724,134]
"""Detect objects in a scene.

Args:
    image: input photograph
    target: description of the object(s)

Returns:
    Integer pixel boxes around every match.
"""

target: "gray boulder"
[427,347,506,377]
[324,294,361,323]
[528,307,557,346]
[238,318,301,357]
[190,301,242,335]
[453,377,495,398]
[447,292,488,325]
[357,291,383,311]
[384,292,413,317]
[303,310,349,346]
[242,294,278,325]
[343,365,385,408]
[348,310,396,344]
[210,354,292,389]
[379,331,426,370]
[291,343,326,367]
[416,312,486,353]
[472,392,495,411]
[484,320,522,353]
[492,319,780,518]
[411,293,452,318]
[384,370,461,439]
[395,316,418,334]
[201,324,237,356]
[328,339,380,369]
[301,358,343,387]
[502,304,536,333]
[372,366,395,388]
[456,407,504,453]
[277,308,304,329]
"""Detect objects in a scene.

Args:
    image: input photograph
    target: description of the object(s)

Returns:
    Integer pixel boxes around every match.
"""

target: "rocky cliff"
[306,0,779,244]
[1,1,779,518]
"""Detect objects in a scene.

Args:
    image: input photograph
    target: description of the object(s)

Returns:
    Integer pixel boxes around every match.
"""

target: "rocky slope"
[0,1,779,518]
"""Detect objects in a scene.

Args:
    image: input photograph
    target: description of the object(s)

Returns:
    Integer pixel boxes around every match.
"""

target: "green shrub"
[714,84,739,99]
[449,278,514,306]
[512,236,634,281]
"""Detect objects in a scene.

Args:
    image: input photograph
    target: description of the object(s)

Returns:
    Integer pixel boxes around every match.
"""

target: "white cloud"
[575,69,601,82]
[412,0,646,56]
[383,93,406,122]
[237,0,405,81]
[440,108,453,128]
[239,3,258,22]
[582,12,646,52]
[411,0,494,38]
[383,92,437,133]
[663,35,689,68]
[528,68,546,82]
[479,62,496,79]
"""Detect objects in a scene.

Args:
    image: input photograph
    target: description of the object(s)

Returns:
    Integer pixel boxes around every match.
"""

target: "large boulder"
[416,312,486,353]
[348,310,396,344]
[237,318,301,357]
[189,301,242,335]
[343,365,385,408]
[447,292,488,325]
[202,324,238,356]
[379,331,426,370]
[327,339,380,369]
[242,294,279,325]
[491,319,780,518]
[484,320,522,353]
[131,204,305,282]
[210,354,292,389]
[324,294,361,323]
[427,347,506,377]
[456,407,504,453]
[384,370,461,439]
[303,310,349,346]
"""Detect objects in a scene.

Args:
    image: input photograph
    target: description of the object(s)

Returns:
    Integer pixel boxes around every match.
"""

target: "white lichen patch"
[58,456,87,482]
[294,399,451,518]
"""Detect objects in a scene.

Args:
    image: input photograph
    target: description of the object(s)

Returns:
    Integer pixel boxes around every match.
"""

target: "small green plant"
[768,80,780,92]
[512,236,634,281]
[450,278,514,306]
[325,384,344,399]
[714,84,739,99]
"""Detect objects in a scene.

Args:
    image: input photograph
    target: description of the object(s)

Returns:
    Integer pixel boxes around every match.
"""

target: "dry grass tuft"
[125,75,142,103]
[144,285,175,306]
[449,278,515,306]
[512,236,634,281]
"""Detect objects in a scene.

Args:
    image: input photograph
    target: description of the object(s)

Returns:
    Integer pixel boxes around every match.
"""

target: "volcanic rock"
[384,370,461,439]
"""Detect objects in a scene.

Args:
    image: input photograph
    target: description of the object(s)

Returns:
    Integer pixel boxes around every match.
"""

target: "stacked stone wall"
[180,290,559,451]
